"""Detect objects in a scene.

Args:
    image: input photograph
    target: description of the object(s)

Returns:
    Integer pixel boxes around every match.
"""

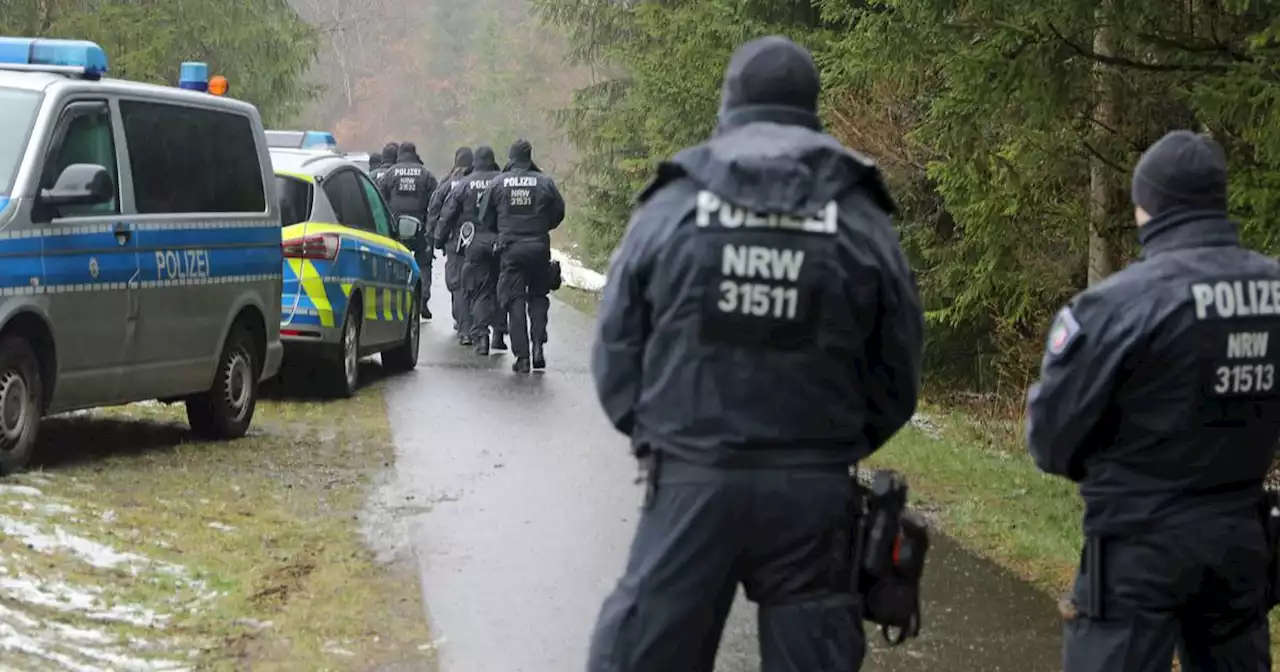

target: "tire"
[0,336,43,475]
[187,325,259,440]
[383,287,421,374]
[329,301,362,398]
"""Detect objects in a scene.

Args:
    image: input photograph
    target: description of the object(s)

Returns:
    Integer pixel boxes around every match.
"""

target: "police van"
[0,38,284,472]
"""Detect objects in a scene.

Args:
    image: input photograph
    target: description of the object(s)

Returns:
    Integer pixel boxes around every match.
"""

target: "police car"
[0,38,284,472]
[271,147,423,397]
[266,130,340,151]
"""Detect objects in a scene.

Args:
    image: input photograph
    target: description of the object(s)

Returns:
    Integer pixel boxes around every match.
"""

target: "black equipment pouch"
[850,469,930,646]
[548,259,563,291]
[1261,490,1280,609]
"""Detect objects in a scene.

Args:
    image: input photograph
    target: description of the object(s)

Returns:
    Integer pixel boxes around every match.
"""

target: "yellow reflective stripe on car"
[286,258,335,327]
[383,288,394,321]
[280,221,411,256]
[365,286,378,321]
[276,170,315,184]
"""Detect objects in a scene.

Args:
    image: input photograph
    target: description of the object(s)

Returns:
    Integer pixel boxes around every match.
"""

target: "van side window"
[322,170,374,232]
[357,172,392,238]
[44,102,119,217]
[119,100,266,214]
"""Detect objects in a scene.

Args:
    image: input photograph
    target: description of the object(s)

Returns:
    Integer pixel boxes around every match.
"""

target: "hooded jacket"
[427,147,475,247]
[591,35,923,468]
[440,146,503,259]
[478,140,565,243]
[380,147,438,241]
[370,143,399,183]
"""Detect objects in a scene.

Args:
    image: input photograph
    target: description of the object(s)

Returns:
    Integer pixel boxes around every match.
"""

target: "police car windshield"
[0,88,42,195]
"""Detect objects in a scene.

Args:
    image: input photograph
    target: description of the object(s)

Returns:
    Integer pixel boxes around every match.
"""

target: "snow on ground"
[551,247,607,292]
[0,475,208,671]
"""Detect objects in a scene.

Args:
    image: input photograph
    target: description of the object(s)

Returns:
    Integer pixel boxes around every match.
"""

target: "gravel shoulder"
[0,365,432,670]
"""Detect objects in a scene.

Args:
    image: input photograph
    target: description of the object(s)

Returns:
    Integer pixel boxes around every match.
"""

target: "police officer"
[440,146,505,355]
[367,152,382,175]
[379,142,438,319]
[370,142,398,186]
[586,36,924,672]
[478,139,564,373]
[1027,131,1278,671]
[429,147,475,342]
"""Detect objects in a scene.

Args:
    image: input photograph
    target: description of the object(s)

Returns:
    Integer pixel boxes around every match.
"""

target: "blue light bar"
[179,61,208,92]
[301,131,338,149]
[0,38,108,79]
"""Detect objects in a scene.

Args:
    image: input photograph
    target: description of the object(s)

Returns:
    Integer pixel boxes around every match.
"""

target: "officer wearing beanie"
[1027,130,1280,671]
[586,36,923,672]
[478,139,565,372]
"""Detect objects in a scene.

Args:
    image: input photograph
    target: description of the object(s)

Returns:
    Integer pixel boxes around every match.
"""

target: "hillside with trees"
[532,0,1280,396]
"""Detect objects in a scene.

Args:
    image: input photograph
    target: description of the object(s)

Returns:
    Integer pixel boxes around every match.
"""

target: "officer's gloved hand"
[433,236,446,251]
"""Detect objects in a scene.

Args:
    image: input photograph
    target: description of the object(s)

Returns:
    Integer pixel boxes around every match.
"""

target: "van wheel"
[382,288,420,373]
[187,326,258,439]
[0,337,42,475]
[330,303,361,398]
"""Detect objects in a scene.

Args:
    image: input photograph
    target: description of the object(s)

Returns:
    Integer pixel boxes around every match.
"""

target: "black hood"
[474,146,500,172]
[397,149,423,164]
[504,139,541,172]
[672,114,894,216]
[380,143,398,164]
[454,146,474,170]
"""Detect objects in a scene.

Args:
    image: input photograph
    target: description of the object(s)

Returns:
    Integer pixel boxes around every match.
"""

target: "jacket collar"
[1139,209,1239,259]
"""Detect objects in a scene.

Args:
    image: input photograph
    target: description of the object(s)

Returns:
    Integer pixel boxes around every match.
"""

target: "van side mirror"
[41,164,113,207]
[397,215,421,241]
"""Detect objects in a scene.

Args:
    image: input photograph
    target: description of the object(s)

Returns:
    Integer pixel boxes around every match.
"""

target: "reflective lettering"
[720,244,805,282]
[717,281,799,319]
[694,189,837,234]
[503,176,537,188]
[510,189,532,207]
[1214,363,1275,395]
[1191,280,1280,319]
[1227,332,1269,359]
[154,249,211,281]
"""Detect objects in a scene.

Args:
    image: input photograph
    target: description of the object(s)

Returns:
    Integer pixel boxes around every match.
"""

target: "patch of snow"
[0,485,42,497]
[909,413,943,439]
[0,603,188,671]
[0,516,150,573]
[0,576,167,628]
[206,522,234,533]
[551,248,606,292]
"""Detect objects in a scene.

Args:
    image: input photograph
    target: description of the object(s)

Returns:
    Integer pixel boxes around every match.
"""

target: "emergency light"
[302,131,338,150]
[0,37,108,79]
[179,61,230,96]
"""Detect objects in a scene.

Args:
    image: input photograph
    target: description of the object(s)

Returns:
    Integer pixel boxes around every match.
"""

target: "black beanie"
[475,146,499,171]
[1131,130,1229,216]
[399,141,417,155]
[719,36,820,114]
[509,139,533,162]
[454,146,474,169]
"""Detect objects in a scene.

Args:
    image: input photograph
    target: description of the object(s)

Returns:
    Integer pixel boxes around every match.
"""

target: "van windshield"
[0,88,42,195]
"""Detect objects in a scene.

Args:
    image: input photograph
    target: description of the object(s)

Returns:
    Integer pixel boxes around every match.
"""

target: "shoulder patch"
[1046,306,1082,357]
[635,162,686,205]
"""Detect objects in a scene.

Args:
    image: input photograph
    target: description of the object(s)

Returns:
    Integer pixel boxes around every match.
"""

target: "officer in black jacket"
[440,146,505,354]
[478,139,565,373]
[430,147,476,341]
[367,152,382,175]
[1028,131,1278,671]
[369,142,398,185]
[586,36,924,672]
[379,142,438,318]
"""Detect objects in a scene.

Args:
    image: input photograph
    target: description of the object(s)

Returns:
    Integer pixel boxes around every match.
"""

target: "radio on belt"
[0,37,108,79]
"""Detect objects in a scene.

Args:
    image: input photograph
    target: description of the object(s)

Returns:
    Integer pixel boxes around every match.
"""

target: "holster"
[848,469,930,646]
[1260,491,1280,609]
[548,259,563,291]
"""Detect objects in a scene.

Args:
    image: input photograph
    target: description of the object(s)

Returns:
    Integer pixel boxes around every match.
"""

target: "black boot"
[512,357,531,373]
[421,303,432,321]
[492,331,507,351]
[459,333,474,346]
[531,342,546,370]
[474,333,490,356]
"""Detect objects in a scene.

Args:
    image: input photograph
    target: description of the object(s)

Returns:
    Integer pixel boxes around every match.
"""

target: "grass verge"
[0,371,432,670]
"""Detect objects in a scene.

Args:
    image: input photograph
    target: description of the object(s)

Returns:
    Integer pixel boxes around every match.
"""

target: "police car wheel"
[186,326,258,440]
[383,288,421,373]
[0,337,42,475]
[330,305,361,398]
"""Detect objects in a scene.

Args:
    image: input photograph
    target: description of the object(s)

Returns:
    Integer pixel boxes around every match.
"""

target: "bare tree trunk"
[1087,7,1116,286]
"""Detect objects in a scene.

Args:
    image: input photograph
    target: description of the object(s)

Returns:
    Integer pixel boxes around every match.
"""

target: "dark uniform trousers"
[413,247,433,310]
[462,253,500,341]
[445,243,467,332]
[587,455,866,672]
[1064,515,1271,672]
[499,240,552,359]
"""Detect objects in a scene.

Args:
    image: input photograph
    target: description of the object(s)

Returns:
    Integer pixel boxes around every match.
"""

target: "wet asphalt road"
[379,270,1066,672]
